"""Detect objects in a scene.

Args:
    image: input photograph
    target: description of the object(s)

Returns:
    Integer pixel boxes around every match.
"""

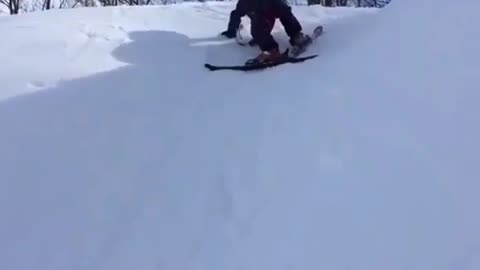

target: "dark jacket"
[225,0,301,51]
[227,0,286,32]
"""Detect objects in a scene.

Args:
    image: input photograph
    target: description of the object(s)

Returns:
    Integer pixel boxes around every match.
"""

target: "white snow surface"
[1,2,480,270]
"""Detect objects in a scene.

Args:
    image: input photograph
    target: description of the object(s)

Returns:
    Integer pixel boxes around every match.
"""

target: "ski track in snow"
[1,2,480,270]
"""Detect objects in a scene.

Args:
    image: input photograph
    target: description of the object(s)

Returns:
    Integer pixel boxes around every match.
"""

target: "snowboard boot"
[289,32,312,57]
[245,48,282,66]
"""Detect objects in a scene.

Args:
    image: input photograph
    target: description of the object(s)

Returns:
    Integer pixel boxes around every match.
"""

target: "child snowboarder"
[220,0,312,65]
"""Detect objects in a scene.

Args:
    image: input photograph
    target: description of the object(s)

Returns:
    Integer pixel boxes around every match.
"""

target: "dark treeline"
[1,0,391,16]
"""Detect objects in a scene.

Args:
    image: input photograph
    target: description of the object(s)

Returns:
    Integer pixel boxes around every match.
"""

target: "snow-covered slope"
[1,2,479,270]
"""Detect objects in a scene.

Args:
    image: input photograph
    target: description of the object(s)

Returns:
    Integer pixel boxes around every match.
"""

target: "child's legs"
[250,13,278,52]
[271,0,302,39]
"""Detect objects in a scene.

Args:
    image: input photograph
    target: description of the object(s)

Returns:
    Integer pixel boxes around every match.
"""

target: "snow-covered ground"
[1,1,479,270]
[0,3,368,100]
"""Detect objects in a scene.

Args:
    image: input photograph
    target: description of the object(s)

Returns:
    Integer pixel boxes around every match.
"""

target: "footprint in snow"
[27,81,54,90]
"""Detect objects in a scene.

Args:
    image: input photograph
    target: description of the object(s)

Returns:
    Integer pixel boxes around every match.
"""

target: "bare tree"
[356,0,391,7]
[307,0,390,7]
[1,0,21,14]
[42,0,51,9]
[98,0,153,6]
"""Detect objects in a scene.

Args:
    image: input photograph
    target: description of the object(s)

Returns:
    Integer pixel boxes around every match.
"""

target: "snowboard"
[204,49,318,71]
[205,25,324,72]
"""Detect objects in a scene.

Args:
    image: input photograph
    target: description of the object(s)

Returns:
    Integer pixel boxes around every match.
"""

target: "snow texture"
[1,2,479,270]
